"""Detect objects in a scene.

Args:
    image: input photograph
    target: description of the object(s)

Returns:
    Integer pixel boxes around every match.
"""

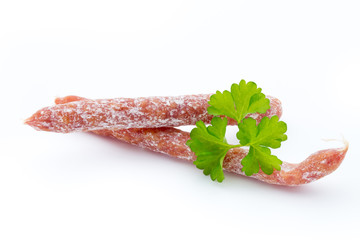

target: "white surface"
[1,1,359,239]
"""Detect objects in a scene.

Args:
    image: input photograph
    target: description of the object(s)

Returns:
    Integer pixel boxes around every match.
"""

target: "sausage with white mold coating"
[25,94,282,133]
[92,127,348,186]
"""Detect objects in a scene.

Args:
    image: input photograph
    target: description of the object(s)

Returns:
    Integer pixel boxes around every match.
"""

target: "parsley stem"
[230,144,243,148]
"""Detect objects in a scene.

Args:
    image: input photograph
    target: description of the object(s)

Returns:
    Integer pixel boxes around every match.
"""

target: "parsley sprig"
[186,80,287,182]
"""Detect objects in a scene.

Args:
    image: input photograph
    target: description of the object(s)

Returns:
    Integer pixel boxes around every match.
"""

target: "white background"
[0,1,359,239]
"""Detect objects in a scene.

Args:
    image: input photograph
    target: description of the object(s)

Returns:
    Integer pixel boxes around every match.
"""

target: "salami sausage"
[93,127,348,186]
[25,95,347,185]
[25,94,282,133]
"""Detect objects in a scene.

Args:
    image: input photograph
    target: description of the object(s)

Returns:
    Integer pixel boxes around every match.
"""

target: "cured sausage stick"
[92,127,348,186]
[25,94,282,133]
[54,97,347,186]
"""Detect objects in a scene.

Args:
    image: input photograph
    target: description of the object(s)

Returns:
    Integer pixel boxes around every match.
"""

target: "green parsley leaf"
[187,80,287,182]
[236,116,287,176]
[241,146,282,176]
[186,117,233,182]
[207,80,270,122]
